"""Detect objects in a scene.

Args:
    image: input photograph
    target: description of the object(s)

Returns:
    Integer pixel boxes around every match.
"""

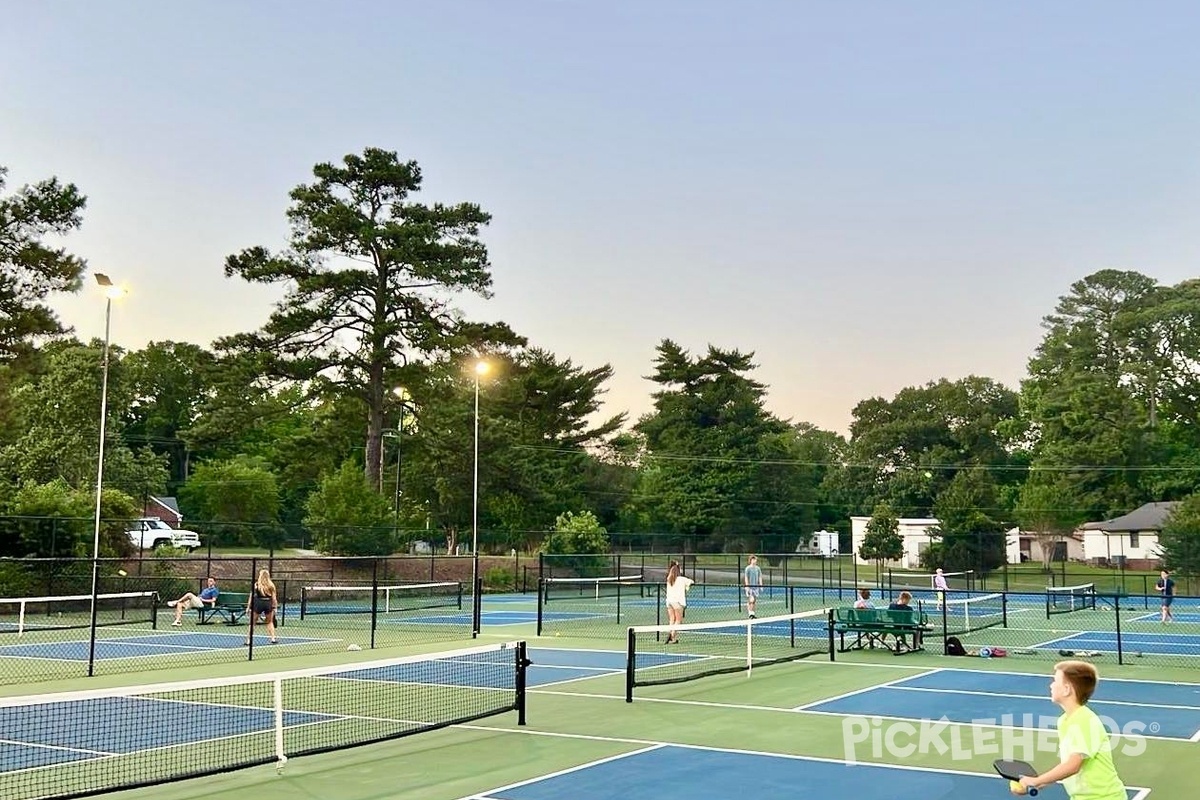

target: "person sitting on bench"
[888,590,916,650]
[167,577,219,626]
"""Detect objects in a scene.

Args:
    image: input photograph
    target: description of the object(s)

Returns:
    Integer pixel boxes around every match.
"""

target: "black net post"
[1114,593,1124,665]
[536,577,544,636]
[941,596,949,654]
[472,575,482,637]
[370,558,379,650]
[247,557,258,661]
[625,628,636,703]
[86,560,100,678]
[827,609,836,662]
[516,640,530,725]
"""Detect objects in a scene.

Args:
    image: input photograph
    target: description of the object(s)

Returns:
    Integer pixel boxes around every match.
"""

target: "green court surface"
[5,593,1196,799]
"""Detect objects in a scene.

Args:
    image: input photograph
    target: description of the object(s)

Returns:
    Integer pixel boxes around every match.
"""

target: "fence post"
[370,557,379,650]
[247,557,258,661]
[1114,593,1123,666]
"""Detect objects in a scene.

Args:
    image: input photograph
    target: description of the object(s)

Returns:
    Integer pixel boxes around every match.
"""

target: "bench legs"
[197,608,246,625]
[837,628,926,655]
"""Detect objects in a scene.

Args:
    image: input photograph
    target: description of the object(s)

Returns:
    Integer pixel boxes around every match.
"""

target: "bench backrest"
[835,607,927,626]
[215,592,250,607]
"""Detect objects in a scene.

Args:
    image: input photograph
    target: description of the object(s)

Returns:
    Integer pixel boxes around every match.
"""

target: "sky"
[4,1,1199,435]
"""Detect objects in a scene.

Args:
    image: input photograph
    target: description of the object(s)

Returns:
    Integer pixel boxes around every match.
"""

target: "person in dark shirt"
[888,590,916,650]
[888,590,914,611]
[1157,569,1176,623]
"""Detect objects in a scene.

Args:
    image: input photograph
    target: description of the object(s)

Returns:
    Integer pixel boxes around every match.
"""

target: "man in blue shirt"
[1157,569,1175,623]
[744,554,763,618]
[168,576,219,626]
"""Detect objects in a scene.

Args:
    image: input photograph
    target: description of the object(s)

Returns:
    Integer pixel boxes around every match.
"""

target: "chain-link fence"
[904,586,1199,669]
[0,554,523,687]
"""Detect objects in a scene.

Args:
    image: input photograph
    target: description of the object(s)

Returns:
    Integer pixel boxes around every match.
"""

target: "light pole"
[87,273,125,676]
[472,359,489,635]
[392,386,408,520]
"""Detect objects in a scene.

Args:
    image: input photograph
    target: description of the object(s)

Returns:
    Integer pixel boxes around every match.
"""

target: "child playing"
[1016,660,1126,798]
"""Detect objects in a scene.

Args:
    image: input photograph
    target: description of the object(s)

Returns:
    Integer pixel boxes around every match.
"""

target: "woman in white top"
[664,560,694,644]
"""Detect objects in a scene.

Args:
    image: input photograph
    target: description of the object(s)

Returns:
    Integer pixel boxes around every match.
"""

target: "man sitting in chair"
[167,577,219,626]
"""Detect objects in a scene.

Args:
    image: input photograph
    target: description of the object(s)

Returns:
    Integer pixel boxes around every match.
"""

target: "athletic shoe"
[167,600,177,607]
[171,620,181,627]
[748,613,756,619]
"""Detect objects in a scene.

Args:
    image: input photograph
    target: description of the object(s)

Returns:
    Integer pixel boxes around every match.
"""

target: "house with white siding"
[1079,501,1177,570]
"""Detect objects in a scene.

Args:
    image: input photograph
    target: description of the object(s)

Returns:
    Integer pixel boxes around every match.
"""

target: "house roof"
[1095,501,1180,533]
[149,495,182,518]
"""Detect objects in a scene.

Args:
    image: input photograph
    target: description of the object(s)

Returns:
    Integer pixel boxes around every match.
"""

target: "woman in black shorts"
[245,568,278,645]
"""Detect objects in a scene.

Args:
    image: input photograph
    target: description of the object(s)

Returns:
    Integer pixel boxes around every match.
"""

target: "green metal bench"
[198,592,250,625]
[833,607,930,655]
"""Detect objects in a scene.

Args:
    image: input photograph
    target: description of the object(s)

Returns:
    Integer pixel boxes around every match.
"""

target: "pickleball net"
[1046,583,1097,616]
[542,574,645,601]
[940,591,1008,636]
[0,591,158,635]
[625,608,832,701]
[299,581,463,618]
[0,639,529,800]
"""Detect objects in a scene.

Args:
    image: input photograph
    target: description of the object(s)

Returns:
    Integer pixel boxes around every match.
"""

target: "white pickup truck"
[125,518,202,551]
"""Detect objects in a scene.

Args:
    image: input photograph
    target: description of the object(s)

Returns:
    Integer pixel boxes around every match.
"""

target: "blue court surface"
[0,631,333,662]
[801,668,1200,741]
[469,744,1148,800]
[0,649,597,776]
[1034,629,1200,658]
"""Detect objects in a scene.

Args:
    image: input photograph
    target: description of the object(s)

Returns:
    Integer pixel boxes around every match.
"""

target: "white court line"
[0,736,114,757]
[896,664,1200,687]
[452,743,667,800]
[890,684,1200,711]
[532,686,1191,743]
[449,729,1154,799]
[792,668,942,711]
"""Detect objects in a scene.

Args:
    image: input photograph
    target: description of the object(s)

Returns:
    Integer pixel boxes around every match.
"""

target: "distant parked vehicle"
[125,518,202,552]
[795,530,839,558]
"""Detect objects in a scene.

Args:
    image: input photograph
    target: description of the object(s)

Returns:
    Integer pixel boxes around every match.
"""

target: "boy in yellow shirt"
[1017,660,1126,798]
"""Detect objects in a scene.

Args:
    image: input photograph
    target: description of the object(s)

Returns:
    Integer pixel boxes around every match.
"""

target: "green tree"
[0,167,88,361]
[177,456,282,548]
[927,469,1008,574]
[0,340,168,497]
[219,147,521,495]
[859,503,903,577]
[628,341,800,552]
[399,350,622,555]
[1022,269,1200,517]
[0,479,138,558]
[544,510,610,554]
[1159,494,1200,578]
[542,510,611,576]
[1014,477,1086,572]
[842,376,1023,518]
[303,461,395,556]
[122,341,218,487]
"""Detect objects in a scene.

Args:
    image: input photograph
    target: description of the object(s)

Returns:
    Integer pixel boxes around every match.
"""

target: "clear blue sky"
[4,1,1199,434]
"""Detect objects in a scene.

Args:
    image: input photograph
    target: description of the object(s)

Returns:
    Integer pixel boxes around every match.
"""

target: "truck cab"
[125,518,202,551]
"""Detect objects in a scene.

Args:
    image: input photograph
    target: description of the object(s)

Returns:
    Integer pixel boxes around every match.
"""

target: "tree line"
[2,150,1199,575]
